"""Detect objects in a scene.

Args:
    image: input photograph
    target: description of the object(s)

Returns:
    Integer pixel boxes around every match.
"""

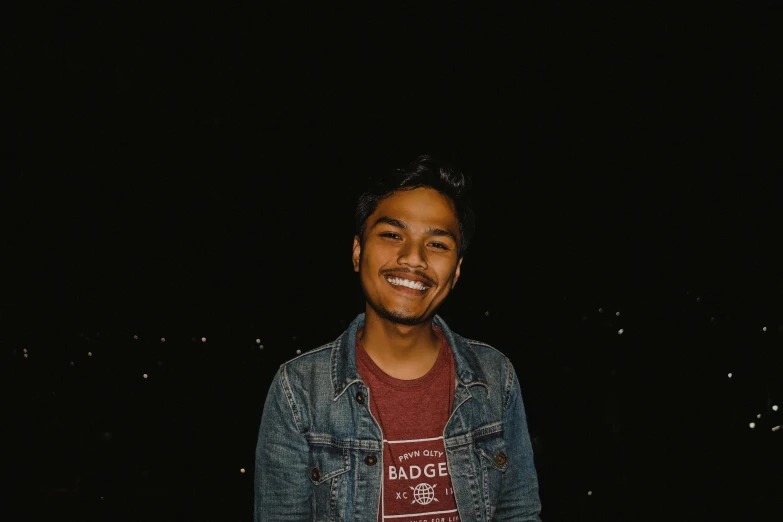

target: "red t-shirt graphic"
[356,327,460,522]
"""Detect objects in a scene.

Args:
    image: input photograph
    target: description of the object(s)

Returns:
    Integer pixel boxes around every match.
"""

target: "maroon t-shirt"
[356,327,460,522]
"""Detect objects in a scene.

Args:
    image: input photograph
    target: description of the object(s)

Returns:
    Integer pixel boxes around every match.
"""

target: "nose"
[397,241,427,269]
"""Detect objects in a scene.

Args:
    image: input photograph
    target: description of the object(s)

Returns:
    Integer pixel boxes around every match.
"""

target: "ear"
[352,235,361,272]
[452,257,463,289]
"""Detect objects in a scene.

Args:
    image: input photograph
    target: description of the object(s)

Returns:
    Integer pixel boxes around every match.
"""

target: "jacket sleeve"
[254,366,311,521]
[495,363,542,521]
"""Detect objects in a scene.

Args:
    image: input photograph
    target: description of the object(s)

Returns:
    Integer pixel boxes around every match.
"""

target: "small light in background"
[484,311,490,316]
[24,354,28,359]
[772,426,781,432]
[696,297,701,302]
[598,308,603,313]
[87,352,92,357]
[23,348,28,353]
[757,414,762,419]
[70,362,75,367]
[143,374,148,379]
[240,468,246,474]
[749,422,756,429]
[762,326,767,332]
[255,339,261,344]
[296,349,301,355]
[201,337,207,343]
[728,373,732,378]
[773,405,779,412]
[618,329,624,335]
[615,311,620,317]
[133,335,138,340]
[161,337,166,343]
[587,491,593,496]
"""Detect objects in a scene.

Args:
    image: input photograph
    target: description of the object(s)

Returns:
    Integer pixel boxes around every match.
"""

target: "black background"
[4,4,782,521]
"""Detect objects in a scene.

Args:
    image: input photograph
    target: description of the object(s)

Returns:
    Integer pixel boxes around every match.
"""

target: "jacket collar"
[330,313,489,400]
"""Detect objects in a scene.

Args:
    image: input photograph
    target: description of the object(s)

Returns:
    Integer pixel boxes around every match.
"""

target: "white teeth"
[387,276,427,290]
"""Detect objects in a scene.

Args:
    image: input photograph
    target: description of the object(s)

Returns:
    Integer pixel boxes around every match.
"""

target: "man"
[255,155,541,521]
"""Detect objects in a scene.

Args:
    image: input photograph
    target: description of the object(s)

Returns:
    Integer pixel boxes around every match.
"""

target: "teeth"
[387,276,427,290]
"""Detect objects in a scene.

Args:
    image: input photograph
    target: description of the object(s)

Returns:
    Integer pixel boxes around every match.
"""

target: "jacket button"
[356,392,365,404]
[311,467,320,481]
[494,451,507,466]
[364,455,377,466]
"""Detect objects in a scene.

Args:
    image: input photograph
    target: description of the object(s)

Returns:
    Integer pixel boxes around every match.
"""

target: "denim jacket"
[255,313,542,521]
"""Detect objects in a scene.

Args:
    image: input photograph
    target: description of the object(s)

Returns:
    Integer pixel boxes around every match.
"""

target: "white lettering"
[387,462,450,480]
[389,462,449,480]
[399,450,421,462]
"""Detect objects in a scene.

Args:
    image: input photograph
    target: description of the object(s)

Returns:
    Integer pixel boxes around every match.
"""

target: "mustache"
[380,269,436,287]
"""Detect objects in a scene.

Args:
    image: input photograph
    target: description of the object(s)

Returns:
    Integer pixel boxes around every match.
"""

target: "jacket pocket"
[309,444,350,521]
[474,430,508,520]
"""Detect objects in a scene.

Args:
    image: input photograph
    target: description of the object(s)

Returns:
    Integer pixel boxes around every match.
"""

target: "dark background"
[4,4,781,521]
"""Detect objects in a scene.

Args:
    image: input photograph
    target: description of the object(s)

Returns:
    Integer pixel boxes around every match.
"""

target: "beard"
[363,291,432,326]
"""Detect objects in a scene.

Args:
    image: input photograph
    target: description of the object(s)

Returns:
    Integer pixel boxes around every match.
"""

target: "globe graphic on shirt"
[410,483,438,505]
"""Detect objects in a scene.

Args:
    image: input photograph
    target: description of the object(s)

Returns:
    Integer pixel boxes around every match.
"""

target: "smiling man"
[255,155,541,521]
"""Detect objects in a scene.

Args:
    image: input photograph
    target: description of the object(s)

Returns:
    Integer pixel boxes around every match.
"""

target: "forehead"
[371,187,459,229]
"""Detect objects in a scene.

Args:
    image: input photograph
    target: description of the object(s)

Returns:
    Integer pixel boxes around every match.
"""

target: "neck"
[359,307,441,379]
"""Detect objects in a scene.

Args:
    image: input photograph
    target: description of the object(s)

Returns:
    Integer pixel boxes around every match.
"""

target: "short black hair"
[355,154,476,258]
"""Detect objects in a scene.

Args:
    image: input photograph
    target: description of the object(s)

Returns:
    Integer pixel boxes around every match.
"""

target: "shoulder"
[452,333,517,386]
[456,332,513,368]
[435,315,513,373]
[449,333,522,412]
[277,341,334,382]
[460,335,511,363]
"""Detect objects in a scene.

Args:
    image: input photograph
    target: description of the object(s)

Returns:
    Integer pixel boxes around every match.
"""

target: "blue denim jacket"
[255,313,541,521]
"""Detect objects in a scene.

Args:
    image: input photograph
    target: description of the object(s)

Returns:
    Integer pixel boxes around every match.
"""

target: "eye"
[379,232,401,240]
[429,242,449,250]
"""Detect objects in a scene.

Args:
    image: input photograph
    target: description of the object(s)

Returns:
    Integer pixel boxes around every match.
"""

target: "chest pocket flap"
[308,444,350,485]
[474,427,509,473]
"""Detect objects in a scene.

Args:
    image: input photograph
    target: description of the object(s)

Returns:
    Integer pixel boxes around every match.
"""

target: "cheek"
[363,244,398,266]
[435,259,459,278]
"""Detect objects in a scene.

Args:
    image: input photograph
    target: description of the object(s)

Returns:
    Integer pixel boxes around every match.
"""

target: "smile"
[385,276,430,291]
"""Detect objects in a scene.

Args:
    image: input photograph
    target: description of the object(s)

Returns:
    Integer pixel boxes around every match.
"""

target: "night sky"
[5,4,782,521]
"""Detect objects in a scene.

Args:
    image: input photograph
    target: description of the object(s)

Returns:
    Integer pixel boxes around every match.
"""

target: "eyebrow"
[371,216,459,244]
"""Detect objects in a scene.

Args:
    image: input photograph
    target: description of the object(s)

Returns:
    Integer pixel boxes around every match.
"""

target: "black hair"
[355,154,476,258]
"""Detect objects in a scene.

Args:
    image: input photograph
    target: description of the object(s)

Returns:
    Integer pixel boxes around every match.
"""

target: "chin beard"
[369,301,430,326]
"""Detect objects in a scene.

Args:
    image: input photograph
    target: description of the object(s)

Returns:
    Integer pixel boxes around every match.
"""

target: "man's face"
[352,187,463,326]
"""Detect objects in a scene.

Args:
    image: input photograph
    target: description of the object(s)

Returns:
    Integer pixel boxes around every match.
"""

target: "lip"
[384,274,431,294]
[382,272,433,286]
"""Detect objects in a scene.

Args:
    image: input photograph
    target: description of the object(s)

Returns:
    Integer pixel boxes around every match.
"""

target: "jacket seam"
[503,360,515,412]
[279,342,334,367]
[306,434,384,451]
[444,421,504,448]
[461,338,503,354]
[279,365,306,434]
